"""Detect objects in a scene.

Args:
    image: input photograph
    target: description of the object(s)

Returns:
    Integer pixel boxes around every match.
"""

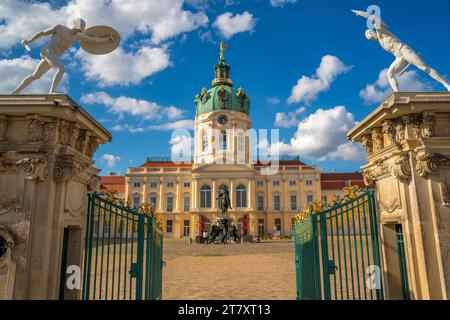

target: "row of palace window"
[263,179,314,187]
[94,218,297,237]
[133,181,191,189]
[165,218,293,236]
[133,179,314,189]
[166,220,190,236]
[132,188,315,212]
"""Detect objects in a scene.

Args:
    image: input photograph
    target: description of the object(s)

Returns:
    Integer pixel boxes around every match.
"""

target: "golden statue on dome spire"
[219,41,228,61]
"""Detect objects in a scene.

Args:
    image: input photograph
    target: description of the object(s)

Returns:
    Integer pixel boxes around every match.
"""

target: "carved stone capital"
[59,120,71,145]
[420,114,434,139]
[416,153,450,177]
[42,121,57,144]
[395,119,406,142]
[68,123,80,149]
[407,114,422,140]
[54,155,78,181]
[391,155,411,181]
[382,119,397,146]
[371,128,383,152]
[88,173,101,192]
[15,158,48,181]
[86,136,99,158]
[361,134,373,156]
[27,118,44,143]
[76,129,89,153]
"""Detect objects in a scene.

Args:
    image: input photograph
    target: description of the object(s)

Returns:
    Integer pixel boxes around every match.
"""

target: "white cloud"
[109,120,194,133]
[213,11,256,39]
[110,124,144,133]
[0,55,68,93]
[199,30,214,43]
[0,0,208,87]
[359,68,433,105]
[287,55,352,104]
[266,96,281,105]
[107,122,193,135]
[0,0,209,49]
[0,0,66,50]
[147,120,194,131]
[101,153,121,168]
[272,106,365,161]
[270,0,297,7]
[75,46,170,87]
[274,107,305,128]
[169,134,194,156]
[81,92,185,121]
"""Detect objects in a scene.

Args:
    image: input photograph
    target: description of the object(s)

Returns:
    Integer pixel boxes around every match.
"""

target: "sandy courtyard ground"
[162,238,296,300]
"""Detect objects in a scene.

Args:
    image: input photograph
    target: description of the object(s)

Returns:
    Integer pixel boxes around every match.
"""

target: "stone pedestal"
[348,92,450,300]
[0,94,111,299]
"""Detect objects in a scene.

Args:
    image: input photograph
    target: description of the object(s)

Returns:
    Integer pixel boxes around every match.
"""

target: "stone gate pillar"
[348,92,450,300]
[0,94,111,299]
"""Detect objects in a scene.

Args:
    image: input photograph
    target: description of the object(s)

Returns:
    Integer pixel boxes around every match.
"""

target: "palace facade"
[100,46,367,238]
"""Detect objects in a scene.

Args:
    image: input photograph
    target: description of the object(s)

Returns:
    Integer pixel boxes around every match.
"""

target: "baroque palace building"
[100,45,367,239]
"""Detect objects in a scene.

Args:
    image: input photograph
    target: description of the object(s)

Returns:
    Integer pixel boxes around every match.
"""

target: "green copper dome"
[195,43,250,116]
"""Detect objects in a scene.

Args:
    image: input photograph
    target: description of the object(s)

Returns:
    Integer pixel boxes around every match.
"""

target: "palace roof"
[100,175,126,193]
[140,162,193,168]
[320,172,367,190]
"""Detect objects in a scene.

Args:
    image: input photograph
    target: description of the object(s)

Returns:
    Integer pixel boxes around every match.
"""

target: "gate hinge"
[328,260,338,275]
[129,263,138,278]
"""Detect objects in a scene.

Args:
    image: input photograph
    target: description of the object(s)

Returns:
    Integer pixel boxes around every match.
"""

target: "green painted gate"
[82,192,163,300]
[294,189,384,300]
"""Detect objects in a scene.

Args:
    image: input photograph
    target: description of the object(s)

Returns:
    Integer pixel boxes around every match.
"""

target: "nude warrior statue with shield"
[11,18,120,94]
[352,9,450,92]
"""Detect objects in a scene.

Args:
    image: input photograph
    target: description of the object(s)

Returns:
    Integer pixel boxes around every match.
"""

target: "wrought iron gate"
[294,189,384,300]
[82,193,163,300]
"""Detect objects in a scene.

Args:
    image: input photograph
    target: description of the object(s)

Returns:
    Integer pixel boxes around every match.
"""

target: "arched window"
[236,184,247,208]
[166,193,174,212]
[237,131,245,152]
[200,185,212,208]
[217,184,229,207]
[133,195,140,209]
[149,193,157,208]
[218,131,227,151]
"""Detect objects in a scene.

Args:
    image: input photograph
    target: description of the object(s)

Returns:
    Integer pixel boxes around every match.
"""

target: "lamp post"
[258,222,264,243]
[238,221,243,245]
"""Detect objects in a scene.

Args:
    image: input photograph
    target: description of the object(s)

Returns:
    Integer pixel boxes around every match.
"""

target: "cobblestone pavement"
[162,238,296,300]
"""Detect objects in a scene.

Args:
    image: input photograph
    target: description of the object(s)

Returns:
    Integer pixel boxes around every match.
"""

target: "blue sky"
[1,0,449,175]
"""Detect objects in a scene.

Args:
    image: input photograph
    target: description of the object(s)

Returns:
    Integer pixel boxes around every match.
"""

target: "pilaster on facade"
[211,177,217,209]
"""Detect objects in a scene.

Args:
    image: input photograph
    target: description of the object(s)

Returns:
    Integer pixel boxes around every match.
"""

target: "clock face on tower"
[217,114,228,125]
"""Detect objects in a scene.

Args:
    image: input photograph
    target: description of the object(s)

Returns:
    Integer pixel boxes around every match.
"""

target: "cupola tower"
[194,42,251,165]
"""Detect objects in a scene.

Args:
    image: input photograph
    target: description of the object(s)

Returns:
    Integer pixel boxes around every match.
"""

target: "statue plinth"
[348,92,450,300]
[0,94,111,299]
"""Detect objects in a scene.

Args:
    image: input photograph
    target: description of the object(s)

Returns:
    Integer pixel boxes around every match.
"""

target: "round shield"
[80,25,120,55]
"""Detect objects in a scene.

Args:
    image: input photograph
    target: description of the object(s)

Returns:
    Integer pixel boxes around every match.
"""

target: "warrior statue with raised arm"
[11,18,119,94]
[217,188,232,216]
[352,9,450,92]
